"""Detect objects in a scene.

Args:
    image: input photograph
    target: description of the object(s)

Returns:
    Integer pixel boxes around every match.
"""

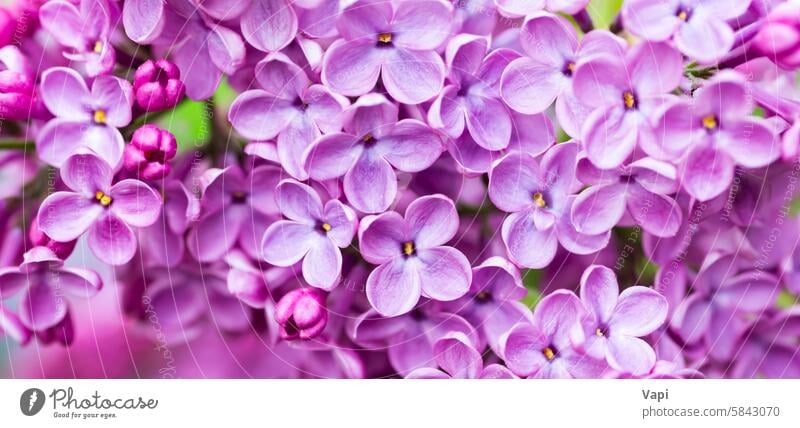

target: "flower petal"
[609,286,667,337]
[681,143,735,202]
[382,48,445,104]
[626,185,682,238]
[500,57,564,114]
[241,0,298,52]
[358,211,406,264]
[109,179,162,228]
[229,90,297,140]
[415,246,471,301]
[60,152,113,196]
[571,183,627,235]
[366,258,421,316]
[343,151,397,213]
[378,119,443,172]
[39,67,91,120]
[19,281,67,331]
[501,210,558,269]
[433,332,482,379]
[38,192,103,242]
[88,213,138,265]
[406,194,458,248]
[261,220,316,266]
[488,152,542,213]
[606,335,656,375]
[580,265,619,325]
[322,39,382,97]
[275,179,323,222]
[302,238,342,290]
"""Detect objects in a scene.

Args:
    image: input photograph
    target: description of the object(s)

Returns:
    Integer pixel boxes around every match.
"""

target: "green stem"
[0,140,34,151]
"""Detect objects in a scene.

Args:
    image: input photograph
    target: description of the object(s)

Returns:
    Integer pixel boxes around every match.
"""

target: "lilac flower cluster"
[0,0,799,379]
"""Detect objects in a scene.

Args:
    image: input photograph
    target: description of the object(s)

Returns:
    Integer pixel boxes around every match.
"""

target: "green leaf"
[586,0,623,29]
[156,100,212,152]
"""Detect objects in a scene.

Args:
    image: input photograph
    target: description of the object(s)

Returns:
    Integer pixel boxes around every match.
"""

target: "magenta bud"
[133,59,185,112]
[124,124,177,180]
[29,216,76,260]
[0,46,37,121]
[753,2,800,70]
[0,8,14,47]
[275,288,328,340]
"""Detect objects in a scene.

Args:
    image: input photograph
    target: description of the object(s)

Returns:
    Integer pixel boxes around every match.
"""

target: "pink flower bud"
[124,125,178,180]
[0,8,14,47]
[275,288,328,340]
[753,2,800,70]
[29,216,76,260]
[133,59,185,112]
[0,46,39,121]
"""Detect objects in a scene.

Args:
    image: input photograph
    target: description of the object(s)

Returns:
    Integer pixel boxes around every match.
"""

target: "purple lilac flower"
[652,72,779,201]
[39,0,116,77]
[622,0,752,63]
[188,164,280,262]
[406,332,516,378]
[229,53,348,180]
[321,0,453,104]
[488,143,611,268]
[571,155,683,238]
[351,306,477,376]
[448,109,556,175]
[670,253,780,360]
[166,1,246,100]
[578,265,668,375]
[501,290,607,378]
[443,256,533,355]
[731,309,800,378]
[138,180,199,268]
[37,153,162,265]
[37,67,133,168]
[499,13,626,137]
[428,34,513,150]
[142,263,254,342]
[261,180,357,290]
[274,287,328,340]
[124,125,177,180]
[572,41,682,168]
[358,194,471,316]
[133,59,185,112]
[225,249,294,309]
[0,247,101,332]
[303,93,444,213]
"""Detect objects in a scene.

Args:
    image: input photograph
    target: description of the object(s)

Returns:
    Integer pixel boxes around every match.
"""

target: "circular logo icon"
[20,388,45,416]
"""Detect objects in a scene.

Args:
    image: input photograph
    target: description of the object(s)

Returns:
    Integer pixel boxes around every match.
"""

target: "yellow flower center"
[321,223,332,232]
[596,328,605,337]
[543,347,555,361]
[566,62,576,73]
[677,10,688,21]
[532,192,546,208]
[377,33,392,44]
[93,41,103,53]
[702,114,718,130]
[623,91,636,109]
[93,110,107,124]
[402,241,415,256]
[362,133,374,143]
[95,190,112,207]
